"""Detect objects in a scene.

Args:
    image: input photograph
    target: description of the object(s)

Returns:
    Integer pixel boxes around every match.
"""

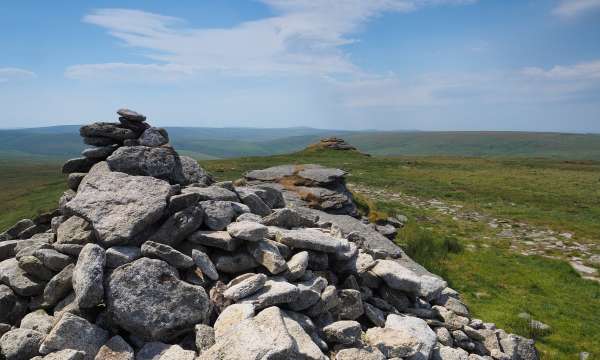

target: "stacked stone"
[318,137,358,151]
[0,110,538,360]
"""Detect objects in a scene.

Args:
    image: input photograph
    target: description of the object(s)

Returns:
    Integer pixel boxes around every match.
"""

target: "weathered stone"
[0,258,45,296]
[280,312,328,360]
[83,136,117,147]
[276,229,341,253]
[283,251,309,281]
[56,216,94,245]
[42,264,74,308]
[67,173,86,191]
[136,342,195,360]
[139,127,169,147]
[80,122,137,141]
[386,314,438,360]
[168,193,200,213]
[436,326,454,347]
[82,144,119,159]
[432,346,469,360]
[38,349,86,360]
[306,285,338,317]
[213,303,255,338]
[287,274,327,311]
[194,324,215,354]
[227,221,268,242]
[20,309,54,335]
[364,301,386,327]
[237,191,271,216]
[0,328,44,360]
[200,201,249,230]
[106,258,210,341]
[95,335,134,360]
[192,249,219,281]
[188,230,241,251]
[213,251,258,273]
[39,313,109,360]
[62,158,95,174]
[180,156,214,186]
[371,260,421,294]
[224,273,267,301]
[335,347,386,360]
[5,219,35,239]
[365,327,421,359]
[148,206,204,247]
[183,186,238,201]
[106,146,188,184]
[199,306,295,360]
[240,278,299,310]
[117,108,146,121]
[105,246,141,268]
[334,289,364,320]
[261,208,318,229]
[18,255,55,281]
[235,212,262,222]
[0,285,27,324]
[322,320,362,345]
[141,241,194,268]
[72,244,105,308]
[247,240,288,274]
[499,334,539,360]
[34,248,73,272]
[66,162,171,246]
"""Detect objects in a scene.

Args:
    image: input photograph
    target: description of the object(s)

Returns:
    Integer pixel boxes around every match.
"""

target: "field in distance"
[1,149,599,359]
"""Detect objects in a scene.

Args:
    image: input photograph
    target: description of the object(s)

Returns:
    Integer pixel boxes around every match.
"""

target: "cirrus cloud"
[0,68,36,83]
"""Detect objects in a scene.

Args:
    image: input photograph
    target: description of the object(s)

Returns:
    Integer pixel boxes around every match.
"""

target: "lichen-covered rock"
[72,243,105,308]
[136,342,195,360]
[385,314,438,360]
[95,335,134,360]
[223,273,267,301]
[240,278,299,310]
[56,216,94,245]
[106,146,188,185]
[191,249,219,281]
[371,260,421,295]
[0,328,44,360]
[66,162,171,246]
[276,229,341,253]
[213,303,255,338]
[140,241,194,268]
[322,320,362,345]
[106,258,210,341]
[0,258,45,297]
[138,127,169,147]
[194,324,215,355]
[227,221,268,242]
[39,313,109,360]
[147,206,204,246]
[19,309,55,335]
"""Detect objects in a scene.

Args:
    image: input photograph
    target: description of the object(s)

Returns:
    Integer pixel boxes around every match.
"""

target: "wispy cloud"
[68,1,477,80]
[0,67,36,83]
[521,60,600,80]
[553,0,600,17]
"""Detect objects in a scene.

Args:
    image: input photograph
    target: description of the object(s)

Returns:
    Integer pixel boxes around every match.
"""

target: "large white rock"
[385,314,437,360]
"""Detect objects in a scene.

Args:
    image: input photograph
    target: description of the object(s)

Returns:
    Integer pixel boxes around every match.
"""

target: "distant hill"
[1,125,599,160]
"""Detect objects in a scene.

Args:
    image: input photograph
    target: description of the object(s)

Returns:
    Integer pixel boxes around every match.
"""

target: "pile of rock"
[314,138,358,151]
[0,109,538,360]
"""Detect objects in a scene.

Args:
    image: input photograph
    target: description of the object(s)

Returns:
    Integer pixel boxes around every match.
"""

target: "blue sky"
[1,0,599,131]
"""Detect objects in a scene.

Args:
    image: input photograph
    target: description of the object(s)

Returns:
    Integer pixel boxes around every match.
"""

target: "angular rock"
[117,108,146,121]
[194,324,215,354]
[240,278,299,310]
[305,285,339,317]
[141,241,194,268]
[227,221,268,242]
[5,219,35,239]
[188,230,241,251]
[106,258,210,341]
[322,320,362,345]
[365,327,421,359]
[95,335,134,360]
[56,216,93,245]
[147,206,204,247]
[168,193,200,213]
[20,309,55,335]
[0,328,44,360]
[335,347,386,360]
[136,342,195,360]
[213,251,258,273]
[283,251,309,281]
[213,303,255,338]
[39,313,109,360]
[224,273,267,301]
[179,156,214,186]
[261,208,318,229]
[183,186,238,202]
[37,349,85,360]
[334,289,364,320]
[34,248,73,272]
[200,201,249,230]
[192,249,219,281]
[105,246,141,268]
[288,274,327,311]
[67,173,86,191]
[66,162,171,246]
[237,191,271,216]
[42,264,74,308]
[364,302,386,327]
[386,314,437,360]
[62,158,95,174]
[72,244,105,308]
[80,122,137,141]
[276,229,341,253]
[18,255,55,281]
[281,312,328,360]
[247,240,287,274]
[139,127,169,147]
[106,146,188,185]
[371,260,421,294]
[81,144,119,160]
[0,258,45,296]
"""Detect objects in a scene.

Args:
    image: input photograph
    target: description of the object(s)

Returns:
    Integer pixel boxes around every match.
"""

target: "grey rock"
[80,122,137,141]
[95,335,134,360]
[236,213,262,222]
[56,216,94,245]
[19,309,54,335]
[247,240,287,274]
[83,136,117,147]
[188,230,241,251]
[67,173,86,191]
[240,278,299,310]
[432,346,469,360]
[141,241,194,268]
[1,284,28,324]
[38,349,86,360]
[213,251,258,273]
[199,306,295,360]
[433,306,470,331]
[334,289,364,320]
[287,275,327,311]
[237,191,271,216]
[194,324,215,354]
[39,313,109,360]
[435,327,454,347]
[117,108,146,121]
[499,334,539,360]
[18,256,55,281]
[276,229,341,253]
[371,260,421,294]
[0,328,44,360]
[106,258,210,341]
[306,285,338,317]
[386,314,437,360]
[322,320,362,345]
[62,158,95,174]
[261,208,318,229]
[5,219,35,239]
[213,303,255,338]
[227,221,268,242]
[179,156,214,186]
[365,326,421,359]
[42,264,74,308]
[191,249,219,281]
[105,246,141,268]
[136,342,195,360]
[419,275,448,302]
[0,258,45,296]
[81,144,119,159]
[168,193,200,213]
[440,296,470,317]
[106,146,188,185]
[335,347,386,360]
[34,248,73,272]
[307,250,329,270]
[72,244,105,308]
[224,273,267,301]
[201,200,249,231]
[280,312,328,360]
[66,162,171,246]
[283,251,309,281]
[139,127,169,147]
[183,186,238,202]
[364,301,386,327]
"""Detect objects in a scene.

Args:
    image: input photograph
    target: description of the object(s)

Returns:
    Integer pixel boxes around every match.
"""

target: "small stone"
[276,229,341,253]
[81,144,119,160]
[95,335,134,360]
[364,302,386,327]
[0,258,45,297]
[432,346,469,360]
[370,260,421,294]
[436,326,454,347]
[139,127,169,147]
[105,246,141,268]
[261,208,318,229]
[39,312,109,360]
[20,309,55,335]
[56,216,94,246]
[201,200,249,230]
[335,347,386,360]
[141,241,194,268]
[18,255,55,281]
[213,251,258,273]
[191,249,219,281]
[147,206,203,246]
[194,324,215,354]
[117,108,146,121]
[213,303,255,338]
[136,342,195,360]
[168,193,201,213]
[189,230,241,251]
[42,264,74,308]
[322,320,362,345]
[227,221,268,242]
[283,251,309,281]
[0,328,44,360]
[34,248,73,272]
[223,273,267,301]
[240,278,299,310]
[247,240,288,274]
[72,244,105,308]
[334,289,364,320]
[365,327,421,359]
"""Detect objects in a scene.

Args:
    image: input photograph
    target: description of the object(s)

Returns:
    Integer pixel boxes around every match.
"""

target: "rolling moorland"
[1,146,599,359]
[3,126,600,160]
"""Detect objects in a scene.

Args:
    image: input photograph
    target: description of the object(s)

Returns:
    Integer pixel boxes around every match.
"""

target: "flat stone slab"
[65,162,171,246]
[276,229,341,253]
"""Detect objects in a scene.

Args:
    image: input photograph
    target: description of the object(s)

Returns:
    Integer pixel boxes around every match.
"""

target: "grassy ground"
[1,150,599,358]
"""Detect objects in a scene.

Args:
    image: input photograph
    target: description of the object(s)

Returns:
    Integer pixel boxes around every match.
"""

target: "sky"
[1,0,599,132]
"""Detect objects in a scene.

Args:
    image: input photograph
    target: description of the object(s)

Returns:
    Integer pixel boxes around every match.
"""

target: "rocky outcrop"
[0,108,539,360]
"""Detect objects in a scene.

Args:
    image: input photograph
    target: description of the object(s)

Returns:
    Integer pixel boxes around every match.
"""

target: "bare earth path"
[349,183,600,283]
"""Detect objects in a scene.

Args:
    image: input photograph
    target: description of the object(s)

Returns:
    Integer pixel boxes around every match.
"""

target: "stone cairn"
[0,109,539,360]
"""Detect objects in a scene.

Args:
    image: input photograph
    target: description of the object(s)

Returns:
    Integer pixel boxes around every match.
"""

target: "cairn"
[0,109,538,360]
[317,137,358,151]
